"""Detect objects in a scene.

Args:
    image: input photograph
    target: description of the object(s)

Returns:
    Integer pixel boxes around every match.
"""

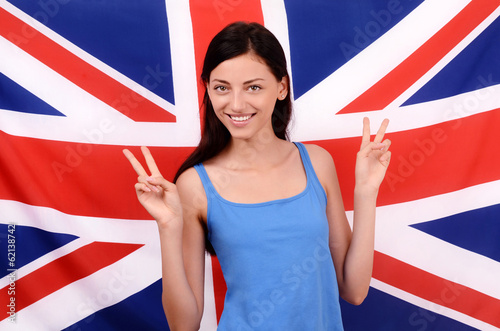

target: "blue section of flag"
[341,287,479,331]
[403,16,500,106]
[62,279,169,331]
[7,0,175,104]
[284,0,423,99]
[0,73,64,116]
[411,204,500,263]
[0,224,78,278]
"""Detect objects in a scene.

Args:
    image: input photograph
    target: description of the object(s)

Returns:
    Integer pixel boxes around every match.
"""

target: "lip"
[226,113,255,127]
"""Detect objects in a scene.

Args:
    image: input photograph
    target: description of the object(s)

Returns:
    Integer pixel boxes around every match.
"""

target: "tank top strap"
[194,143,325,202]
[293,142,326,198]
[193,163,216,196]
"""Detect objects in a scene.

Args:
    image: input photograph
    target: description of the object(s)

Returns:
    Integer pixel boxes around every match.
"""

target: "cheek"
[209,99,226,121]
[213,109,225,122]
[208,94,226,113]
[251,94,278,113]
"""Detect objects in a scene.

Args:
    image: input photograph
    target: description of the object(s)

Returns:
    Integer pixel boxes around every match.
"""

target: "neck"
[222,134,289,170]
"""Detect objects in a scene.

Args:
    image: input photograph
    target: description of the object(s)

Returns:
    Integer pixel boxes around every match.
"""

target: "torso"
[192,141,344,330]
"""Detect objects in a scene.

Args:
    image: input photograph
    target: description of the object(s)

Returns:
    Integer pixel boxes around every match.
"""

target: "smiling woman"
[172,22,293,180]
[123,21,391,331]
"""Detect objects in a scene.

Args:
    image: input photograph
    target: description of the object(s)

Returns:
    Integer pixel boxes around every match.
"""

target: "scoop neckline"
[203,142,310,207]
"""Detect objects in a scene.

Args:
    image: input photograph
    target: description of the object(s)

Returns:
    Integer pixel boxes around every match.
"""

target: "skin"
[123,53,391,331]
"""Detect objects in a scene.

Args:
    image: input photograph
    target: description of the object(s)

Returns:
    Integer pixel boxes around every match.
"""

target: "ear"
[278,76,288,100]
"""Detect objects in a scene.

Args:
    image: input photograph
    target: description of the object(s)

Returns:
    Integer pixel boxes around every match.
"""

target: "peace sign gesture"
[355,117,392,192]
[123,147,182,227]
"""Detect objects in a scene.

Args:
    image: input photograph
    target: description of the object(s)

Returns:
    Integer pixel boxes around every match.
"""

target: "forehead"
[209,53,275,82]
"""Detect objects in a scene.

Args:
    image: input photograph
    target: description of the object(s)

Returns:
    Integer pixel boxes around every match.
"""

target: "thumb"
[146,176,177,192]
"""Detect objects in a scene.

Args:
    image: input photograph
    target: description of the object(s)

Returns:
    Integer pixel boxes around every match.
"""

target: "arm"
[160,168,206,330]
[308,118,391,305]
[123,147,206,330]
[345,117,391,303]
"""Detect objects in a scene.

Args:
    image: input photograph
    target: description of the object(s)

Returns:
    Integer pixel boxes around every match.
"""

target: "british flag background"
[1,0,499,330]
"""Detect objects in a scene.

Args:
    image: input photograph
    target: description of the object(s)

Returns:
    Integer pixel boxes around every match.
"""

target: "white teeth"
[230,115,252,122]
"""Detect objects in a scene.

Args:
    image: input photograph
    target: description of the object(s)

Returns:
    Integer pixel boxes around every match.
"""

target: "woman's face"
[207,53,288,141]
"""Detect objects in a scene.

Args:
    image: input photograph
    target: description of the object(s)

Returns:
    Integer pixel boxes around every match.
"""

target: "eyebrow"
[211,78,265,85]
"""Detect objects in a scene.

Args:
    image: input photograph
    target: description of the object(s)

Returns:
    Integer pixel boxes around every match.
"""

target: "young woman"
[123,22,391,331]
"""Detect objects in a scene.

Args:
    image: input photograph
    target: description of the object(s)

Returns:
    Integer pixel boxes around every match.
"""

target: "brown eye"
[248,85,261,91]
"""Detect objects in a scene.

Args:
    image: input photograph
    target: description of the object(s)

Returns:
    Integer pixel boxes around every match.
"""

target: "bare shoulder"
[303,143,336,172]
[176,167,207,221]
[176,166,202,190]
[302,143,338,193]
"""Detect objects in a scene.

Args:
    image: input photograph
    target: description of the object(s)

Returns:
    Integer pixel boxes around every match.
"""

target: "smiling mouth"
[227,114,255,122]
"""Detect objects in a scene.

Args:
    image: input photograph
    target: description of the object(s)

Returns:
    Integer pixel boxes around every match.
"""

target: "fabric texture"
[194,142,343,330]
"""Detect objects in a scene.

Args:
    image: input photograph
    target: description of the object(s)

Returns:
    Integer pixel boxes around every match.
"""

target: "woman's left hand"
[355,117,392,192]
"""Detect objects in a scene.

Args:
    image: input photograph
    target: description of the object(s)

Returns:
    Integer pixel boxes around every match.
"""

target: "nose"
[230,91,245,112]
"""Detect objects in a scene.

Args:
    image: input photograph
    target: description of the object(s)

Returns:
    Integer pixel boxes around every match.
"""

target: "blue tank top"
[194,142,344,330]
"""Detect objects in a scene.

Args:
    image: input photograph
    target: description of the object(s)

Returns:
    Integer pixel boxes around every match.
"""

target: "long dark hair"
[173,21,292,182]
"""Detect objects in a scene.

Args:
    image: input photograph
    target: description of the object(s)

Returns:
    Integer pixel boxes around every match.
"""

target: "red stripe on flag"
[0,131,193,219]
[189,0,265,322]
[313,108,500,211]
[0,241,143,321]
[338,0,500,114]
[211,255,227,323]
[0,7,175,122]
[373,251,500,328]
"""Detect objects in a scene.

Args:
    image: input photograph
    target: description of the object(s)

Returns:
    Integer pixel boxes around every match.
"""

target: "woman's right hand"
[123,146,182,228]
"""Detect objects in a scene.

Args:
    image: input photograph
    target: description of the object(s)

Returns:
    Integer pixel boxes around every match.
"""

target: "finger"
[135,182,152,193]
[380,150,392,164]
[373,118,390,144]
[361,117,371,147]
[139,175,161,193]
[358,139,391,158]
[370,139,391,152]
[141,146,162,176]
[147,176,176,192]
[123,149,148,176]
[382,138,391,151]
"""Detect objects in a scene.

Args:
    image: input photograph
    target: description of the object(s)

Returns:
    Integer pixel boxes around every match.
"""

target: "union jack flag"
[1,0,499,330]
